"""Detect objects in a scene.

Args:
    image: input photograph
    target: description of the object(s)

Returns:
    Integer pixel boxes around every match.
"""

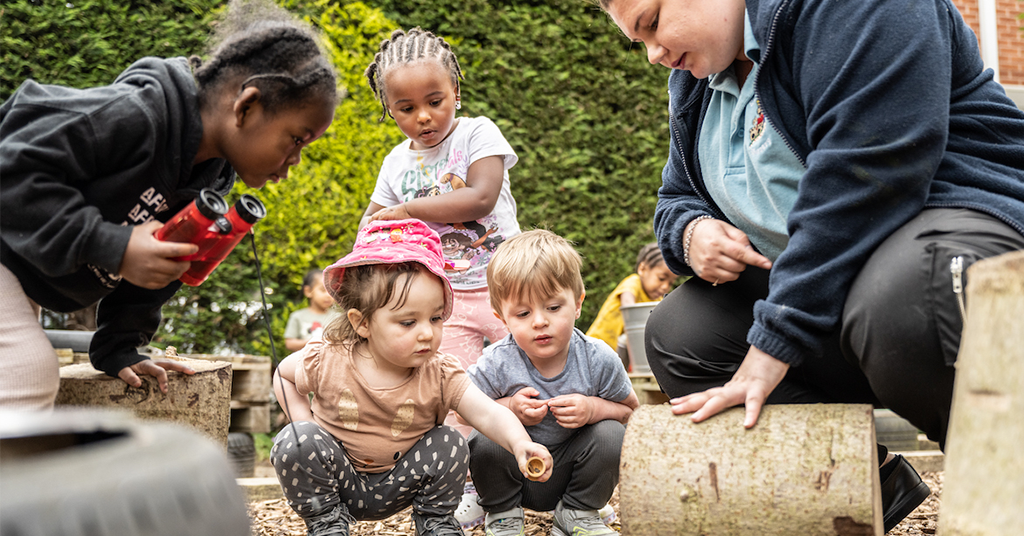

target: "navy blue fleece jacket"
[654,0,1024,366]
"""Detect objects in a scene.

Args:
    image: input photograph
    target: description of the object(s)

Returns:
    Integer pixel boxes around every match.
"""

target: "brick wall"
[951,0,1024,85]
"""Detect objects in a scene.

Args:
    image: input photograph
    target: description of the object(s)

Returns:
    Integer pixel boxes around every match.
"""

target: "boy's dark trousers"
[271,421,468,520]
[468,419,624,513]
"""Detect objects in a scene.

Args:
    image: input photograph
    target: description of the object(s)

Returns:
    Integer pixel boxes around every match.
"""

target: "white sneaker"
[599,503,617,525]
[455,483,485,529]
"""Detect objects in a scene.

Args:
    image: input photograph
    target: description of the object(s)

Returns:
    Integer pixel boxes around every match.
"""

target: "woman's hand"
[669,346,789,428]
[117,358,195,394]
[686,218,772,285]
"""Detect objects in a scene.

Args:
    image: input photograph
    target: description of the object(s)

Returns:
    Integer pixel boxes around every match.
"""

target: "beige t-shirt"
[294,336,471,473]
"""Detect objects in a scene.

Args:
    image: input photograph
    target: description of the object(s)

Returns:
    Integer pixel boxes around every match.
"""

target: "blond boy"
[466,229,639,536]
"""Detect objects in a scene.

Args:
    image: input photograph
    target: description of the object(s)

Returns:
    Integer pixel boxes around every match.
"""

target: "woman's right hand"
[686,218,772,284]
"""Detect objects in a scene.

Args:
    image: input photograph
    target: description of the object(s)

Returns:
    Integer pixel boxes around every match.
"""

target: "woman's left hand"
[669,346,789,428]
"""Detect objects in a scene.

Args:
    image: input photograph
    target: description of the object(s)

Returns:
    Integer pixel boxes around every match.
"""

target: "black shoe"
[881,454,931,532]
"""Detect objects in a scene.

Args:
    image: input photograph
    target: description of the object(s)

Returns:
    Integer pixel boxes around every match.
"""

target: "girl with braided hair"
[0,0,337,409]
[361,26,523,531]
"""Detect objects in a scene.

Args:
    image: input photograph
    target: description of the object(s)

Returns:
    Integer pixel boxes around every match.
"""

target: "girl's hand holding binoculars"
[119,221,198,289]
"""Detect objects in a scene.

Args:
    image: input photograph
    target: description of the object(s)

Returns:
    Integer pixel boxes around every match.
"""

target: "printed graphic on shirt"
[406,162,510,287]
[338,389,359,431]
[392,399,416,437]
[749,101,766,144]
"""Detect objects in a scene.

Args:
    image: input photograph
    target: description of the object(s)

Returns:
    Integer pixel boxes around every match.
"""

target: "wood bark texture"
[55,358,232,446]
[939,250,1024,535]
[620,404,881,536]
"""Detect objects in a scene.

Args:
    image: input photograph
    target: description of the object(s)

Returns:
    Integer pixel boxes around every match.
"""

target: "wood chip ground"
[248,471,943,535]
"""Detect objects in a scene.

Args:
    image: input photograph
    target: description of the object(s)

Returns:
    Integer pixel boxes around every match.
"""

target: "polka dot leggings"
[270,421,469,521]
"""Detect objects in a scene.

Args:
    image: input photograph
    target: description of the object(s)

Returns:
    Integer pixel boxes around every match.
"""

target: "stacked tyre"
[0,408,251,536]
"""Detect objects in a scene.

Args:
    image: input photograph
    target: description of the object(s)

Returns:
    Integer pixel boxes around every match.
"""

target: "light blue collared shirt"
[698,11,806,262]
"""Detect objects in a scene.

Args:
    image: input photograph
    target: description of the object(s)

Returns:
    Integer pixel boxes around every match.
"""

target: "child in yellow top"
[585,243,678,371]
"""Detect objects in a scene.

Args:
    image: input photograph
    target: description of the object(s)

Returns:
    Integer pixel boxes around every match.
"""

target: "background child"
[271,219,551,536]
[467,229,639,536]
[284,269,336,352]
[586,242,678,371]
[362,26,522,528]
[0,0,337,409]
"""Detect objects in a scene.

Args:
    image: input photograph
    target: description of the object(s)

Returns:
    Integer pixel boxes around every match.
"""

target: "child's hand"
[116,358,195,394]
[548,394,595,429]
[515,442,553,482]
[509,387,548,426]
[368,204,411,223]
[120,221,198,289]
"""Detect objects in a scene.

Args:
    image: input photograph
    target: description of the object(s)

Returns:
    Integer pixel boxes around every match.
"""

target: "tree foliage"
[3,0,671,356]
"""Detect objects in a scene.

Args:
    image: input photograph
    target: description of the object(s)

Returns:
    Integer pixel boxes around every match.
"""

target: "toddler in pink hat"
[270,218,552,536]
[323,218,454,320]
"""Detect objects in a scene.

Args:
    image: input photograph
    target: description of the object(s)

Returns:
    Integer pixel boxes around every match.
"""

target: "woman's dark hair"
[190,0,338,114]
[364,27,463,122]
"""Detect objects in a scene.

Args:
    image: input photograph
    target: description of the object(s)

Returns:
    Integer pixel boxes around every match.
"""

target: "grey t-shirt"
[468,328,633,446]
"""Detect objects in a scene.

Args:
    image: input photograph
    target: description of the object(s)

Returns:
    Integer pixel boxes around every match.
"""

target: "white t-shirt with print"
[371,116,521,289]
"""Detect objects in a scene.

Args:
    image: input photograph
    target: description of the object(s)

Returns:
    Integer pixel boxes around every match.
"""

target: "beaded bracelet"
[683,215,714,267]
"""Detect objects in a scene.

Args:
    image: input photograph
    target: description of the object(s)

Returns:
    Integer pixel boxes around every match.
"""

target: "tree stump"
[55,358,232,446]
[620,404,881,536]
[939,250,1024,535]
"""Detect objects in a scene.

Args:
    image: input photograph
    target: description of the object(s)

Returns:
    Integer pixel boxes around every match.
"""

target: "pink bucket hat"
[323,219,454,320]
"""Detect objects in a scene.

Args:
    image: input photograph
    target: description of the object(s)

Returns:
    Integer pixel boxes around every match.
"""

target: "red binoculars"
[154,188,267,286]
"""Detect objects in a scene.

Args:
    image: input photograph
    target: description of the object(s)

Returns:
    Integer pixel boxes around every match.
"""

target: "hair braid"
[636,242,666,271]
[364,26,463,123]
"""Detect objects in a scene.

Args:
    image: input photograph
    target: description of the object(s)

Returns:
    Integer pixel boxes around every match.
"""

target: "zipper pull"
[950,256,967,322]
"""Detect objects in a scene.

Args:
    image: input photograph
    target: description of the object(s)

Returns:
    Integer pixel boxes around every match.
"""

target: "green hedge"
[3,0,672,356]
[1,0,222,98]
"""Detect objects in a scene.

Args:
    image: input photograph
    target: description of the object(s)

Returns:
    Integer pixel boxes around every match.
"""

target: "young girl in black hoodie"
[0,0,338,409]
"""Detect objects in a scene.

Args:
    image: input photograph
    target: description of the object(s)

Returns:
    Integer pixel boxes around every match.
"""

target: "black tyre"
[227,432,256,478]
[0,408,250,536]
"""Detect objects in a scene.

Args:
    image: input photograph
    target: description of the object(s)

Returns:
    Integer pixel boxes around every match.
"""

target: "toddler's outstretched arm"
[457,385,553,482]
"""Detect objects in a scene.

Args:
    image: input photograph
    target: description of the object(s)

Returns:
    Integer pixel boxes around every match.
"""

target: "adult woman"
[602,0,1024,530]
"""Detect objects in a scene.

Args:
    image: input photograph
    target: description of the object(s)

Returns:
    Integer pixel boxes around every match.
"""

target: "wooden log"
[55,358,232,446]
[939,250,1024,536]
[620,404,881,536]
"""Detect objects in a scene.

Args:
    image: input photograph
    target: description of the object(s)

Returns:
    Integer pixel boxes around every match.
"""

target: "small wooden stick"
[526,456,546,478]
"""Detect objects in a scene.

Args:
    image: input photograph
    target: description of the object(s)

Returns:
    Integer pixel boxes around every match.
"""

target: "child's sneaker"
[411,512,465,536]
[598,503,617,525]
[551,500,618,536]
[455,482,485,529]
[303,504,355,536]
[483,506,525,536]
